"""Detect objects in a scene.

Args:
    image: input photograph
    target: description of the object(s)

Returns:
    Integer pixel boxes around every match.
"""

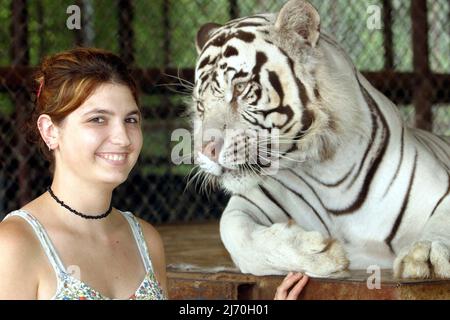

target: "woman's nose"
[202,138,223,162]
[111,124,132,146]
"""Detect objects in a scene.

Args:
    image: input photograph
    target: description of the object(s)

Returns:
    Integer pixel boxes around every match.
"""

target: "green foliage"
[0,0,11,66]
[134,0,165,67]
[0,93,13,116]
[28,0,77,65]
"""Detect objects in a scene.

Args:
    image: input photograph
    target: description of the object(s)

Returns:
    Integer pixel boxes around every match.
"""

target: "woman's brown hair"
[28,47,139,165]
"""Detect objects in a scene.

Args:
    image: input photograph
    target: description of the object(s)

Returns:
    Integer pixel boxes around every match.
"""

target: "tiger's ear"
[196,22,222,54]
[275,0,321,47]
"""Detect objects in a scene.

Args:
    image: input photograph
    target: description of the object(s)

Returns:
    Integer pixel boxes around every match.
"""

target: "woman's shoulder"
[0,212,42,263]
[134,216,164,248]
[117,210,164,255]
[0,212,42,298]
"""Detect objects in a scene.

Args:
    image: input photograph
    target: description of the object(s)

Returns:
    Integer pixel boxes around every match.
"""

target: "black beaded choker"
[47,186,112,220]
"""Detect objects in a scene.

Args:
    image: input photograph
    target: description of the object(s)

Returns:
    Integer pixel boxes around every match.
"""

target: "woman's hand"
[274,272,309,300]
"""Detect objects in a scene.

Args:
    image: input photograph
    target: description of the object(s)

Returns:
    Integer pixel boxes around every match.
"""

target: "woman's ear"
[37,114,59,151]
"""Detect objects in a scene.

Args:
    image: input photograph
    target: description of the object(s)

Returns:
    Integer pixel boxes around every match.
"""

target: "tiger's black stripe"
[203,30,256,53]
[383,126,405,198]
[346,104,378,190]
[234,194,274,224]
[269,176,331,235]
[252,71,294,129]
[329,82,390,215]
[259,185,293,220]
[224,46,239,57]
[287,169,328,212]
[429,173,450,217]
[385,150,419,254]
[303,164,356,188]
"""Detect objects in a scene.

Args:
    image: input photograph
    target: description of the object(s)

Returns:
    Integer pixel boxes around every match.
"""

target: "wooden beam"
[382,0,394,70]
[162,0,171,67]
[10,0,29,66]
[118,0,135,65]
[10,0,31,206]
[74,0,96,47]
[229,0,239,20]
[411,0,432,131]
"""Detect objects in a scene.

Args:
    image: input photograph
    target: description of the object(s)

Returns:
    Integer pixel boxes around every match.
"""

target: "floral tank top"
[4,209,166,300]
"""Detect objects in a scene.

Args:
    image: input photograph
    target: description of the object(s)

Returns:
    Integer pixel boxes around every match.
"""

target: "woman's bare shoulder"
[135,217,165,263]
[0,215,41,299]
[135,218,163,246]
[0,215,41,256]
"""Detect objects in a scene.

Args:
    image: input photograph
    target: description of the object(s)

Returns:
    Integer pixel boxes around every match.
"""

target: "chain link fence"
[0,0,449,223]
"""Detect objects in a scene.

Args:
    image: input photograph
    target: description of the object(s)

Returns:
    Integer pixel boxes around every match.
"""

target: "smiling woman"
[0,48,167,300]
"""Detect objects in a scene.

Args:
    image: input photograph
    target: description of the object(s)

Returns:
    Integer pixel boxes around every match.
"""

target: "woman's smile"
[96,152,129,166]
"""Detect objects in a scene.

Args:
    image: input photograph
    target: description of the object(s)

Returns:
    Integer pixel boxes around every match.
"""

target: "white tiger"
[190,0,450,278]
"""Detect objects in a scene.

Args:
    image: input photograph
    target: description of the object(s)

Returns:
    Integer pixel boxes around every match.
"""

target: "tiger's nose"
[202,139,224,162]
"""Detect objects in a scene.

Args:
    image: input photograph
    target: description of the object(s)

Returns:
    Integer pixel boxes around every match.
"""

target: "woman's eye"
[126,117,139,124]
[90,117,105,123]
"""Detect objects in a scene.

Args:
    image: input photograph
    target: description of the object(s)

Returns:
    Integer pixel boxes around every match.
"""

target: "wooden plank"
[229,0,239,20]
[411,0,432,131]
[158,222,450,300]
[167,271,450,300]
[74,0,96,47]
[118,0,135,64]
[11,0,29,65]
[162,0,171,67]
[382,0,394,70]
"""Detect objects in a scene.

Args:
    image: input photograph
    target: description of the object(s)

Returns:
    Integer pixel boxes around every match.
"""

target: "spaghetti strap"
[120,211,154,274]
[4,210,66,275]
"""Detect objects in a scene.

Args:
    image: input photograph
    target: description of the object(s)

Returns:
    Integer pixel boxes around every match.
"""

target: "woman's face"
[55,83,143,187]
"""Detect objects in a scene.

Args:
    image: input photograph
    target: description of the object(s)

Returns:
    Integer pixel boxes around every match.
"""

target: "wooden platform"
[156,222,450,300]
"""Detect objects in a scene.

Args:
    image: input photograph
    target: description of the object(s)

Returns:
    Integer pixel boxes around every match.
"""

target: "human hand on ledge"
[274,272,309,300]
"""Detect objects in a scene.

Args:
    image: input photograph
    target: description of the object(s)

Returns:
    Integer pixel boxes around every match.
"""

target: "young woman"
[0,48,166,300]
[0,48,307,300]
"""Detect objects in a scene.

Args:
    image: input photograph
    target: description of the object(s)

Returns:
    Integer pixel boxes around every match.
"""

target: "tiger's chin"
[221,171,261,194]
[200,167,261,194]
[197,152,262,193]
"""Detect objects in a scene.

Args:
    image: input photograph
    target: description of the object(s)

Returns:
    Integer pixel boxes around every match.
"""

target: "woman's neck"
[44,170,119,235]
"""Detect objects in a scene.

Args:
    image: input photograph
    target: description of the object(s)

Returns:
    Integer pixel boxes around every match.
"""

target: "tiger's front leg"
[220,209,349,277]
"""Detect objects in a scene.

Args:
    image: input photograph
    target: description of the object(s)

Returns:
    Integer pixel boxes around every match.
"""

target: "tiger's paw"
[302,240,350,277]
[297,230,331,254]
[394,241,450,279]
[278,223,349,277]
[268,222,330,255]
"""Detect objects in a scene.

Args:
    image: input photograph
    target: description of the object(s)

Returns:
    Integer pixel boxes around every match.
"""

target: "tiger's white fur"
[191,0,450,278]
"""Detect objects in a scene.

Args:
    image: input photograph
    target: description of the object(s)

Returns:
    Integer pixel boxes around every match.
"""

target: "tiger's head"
[190,0,366,193]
